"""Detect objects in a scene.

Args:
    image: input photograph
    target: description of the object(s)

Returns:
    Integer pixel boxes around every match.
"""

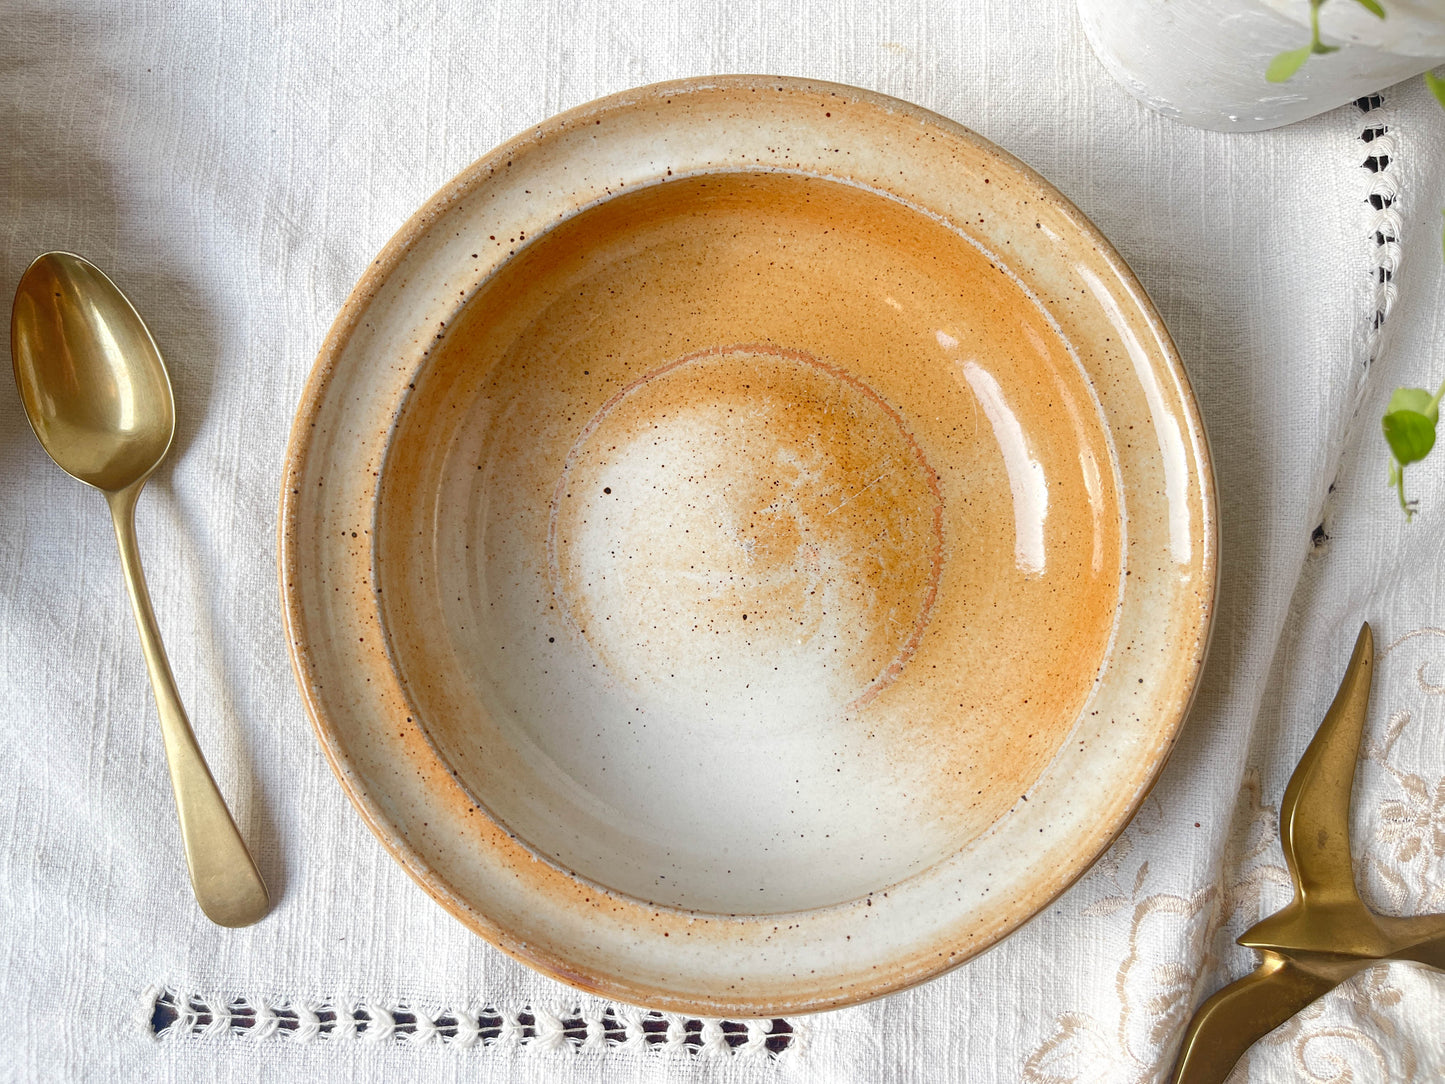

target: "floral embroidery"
[1252,967,1403,1082]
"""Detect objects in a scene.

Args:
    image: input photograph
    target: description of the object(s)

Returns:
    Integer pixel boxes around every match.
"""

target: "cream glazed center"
[549,344,944,727]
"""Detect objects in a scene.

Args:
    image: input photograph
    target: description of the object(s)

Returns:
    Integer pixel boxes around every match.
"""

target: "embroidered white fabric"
[1,1,1443,1081]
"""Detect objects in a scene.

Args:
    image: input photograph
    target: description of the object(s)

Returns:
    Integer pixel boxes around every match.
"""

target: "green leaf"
[1387,387,1438,422]
[1350,0,1386,17]
[1426,71,1445,111]
[1383,408,1437,466]
[1268,44,1314,82]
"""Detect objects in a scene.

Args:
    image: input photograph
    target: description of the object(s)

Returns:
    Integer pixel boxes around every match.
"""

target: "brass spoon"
[11,252,269,927]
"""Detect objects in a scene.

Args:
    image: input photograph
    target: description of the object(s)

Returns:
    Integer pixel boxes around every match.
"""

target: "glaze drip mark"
[547,343,944,719]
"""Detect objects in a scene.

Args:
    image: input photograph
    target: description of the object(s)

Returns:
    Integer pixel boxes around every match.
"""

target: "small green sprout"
[1267,0,1385,83]
[1383,69,1445,519]
[1383,384,1445,519]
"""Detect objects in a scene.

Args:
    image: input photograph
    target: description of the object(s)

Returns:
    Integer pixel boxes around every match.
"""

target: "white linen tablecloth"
[2,2,1443,1080]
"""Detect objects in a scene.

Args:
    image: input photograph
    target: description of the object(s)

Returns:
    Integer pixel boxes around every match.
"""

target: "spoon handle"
[106,484,271,928]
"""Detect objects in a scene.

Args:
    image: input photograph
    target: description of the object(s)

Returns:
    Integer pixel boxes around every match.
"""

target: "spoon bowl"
[11,252,269,928]
[12,253,175,492]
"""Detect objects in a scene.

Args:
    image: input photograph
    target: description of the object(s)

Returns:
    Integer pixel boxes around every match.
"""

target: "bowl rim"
[278,73,1218,1015]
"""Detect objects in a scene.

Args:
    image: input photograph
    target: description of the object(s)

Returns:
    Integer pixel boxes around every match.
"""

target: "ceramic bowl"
[280,75,1216,1015]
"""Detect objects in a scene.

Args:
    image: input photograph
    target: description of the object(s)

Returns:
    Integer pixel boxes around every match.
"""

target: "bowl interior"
[375,170,1123,914]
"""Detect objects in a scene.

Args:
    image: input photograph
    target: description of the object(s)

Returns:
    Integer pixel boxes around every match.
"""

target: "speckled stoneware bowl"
[280,75,1216,1015]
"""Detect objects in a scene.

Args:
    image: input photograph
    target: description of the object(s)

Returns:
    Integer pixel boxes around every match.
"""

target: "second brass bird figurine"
[1171,623,1445,1083]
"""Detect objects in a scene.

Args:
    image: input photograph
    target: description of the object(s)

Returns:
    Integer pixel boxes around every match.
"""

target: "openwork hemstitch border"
[1313,92,1403,552]
[141,986,798,1057]
[1358,92,1400,360]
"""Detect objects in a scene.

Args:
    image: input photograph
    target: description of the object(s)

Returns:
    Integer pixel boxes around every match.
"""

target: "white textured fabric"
[2,2,1443,1080]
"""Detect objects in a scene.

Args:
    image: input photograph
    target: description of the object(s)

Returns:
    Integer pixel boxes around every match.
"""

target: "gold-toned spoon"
[11,251,269,928]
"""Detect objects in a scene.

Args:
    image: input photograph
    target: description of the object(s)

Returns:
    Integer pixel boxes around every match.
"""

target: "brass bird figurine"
[1171,623,1445,1083]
